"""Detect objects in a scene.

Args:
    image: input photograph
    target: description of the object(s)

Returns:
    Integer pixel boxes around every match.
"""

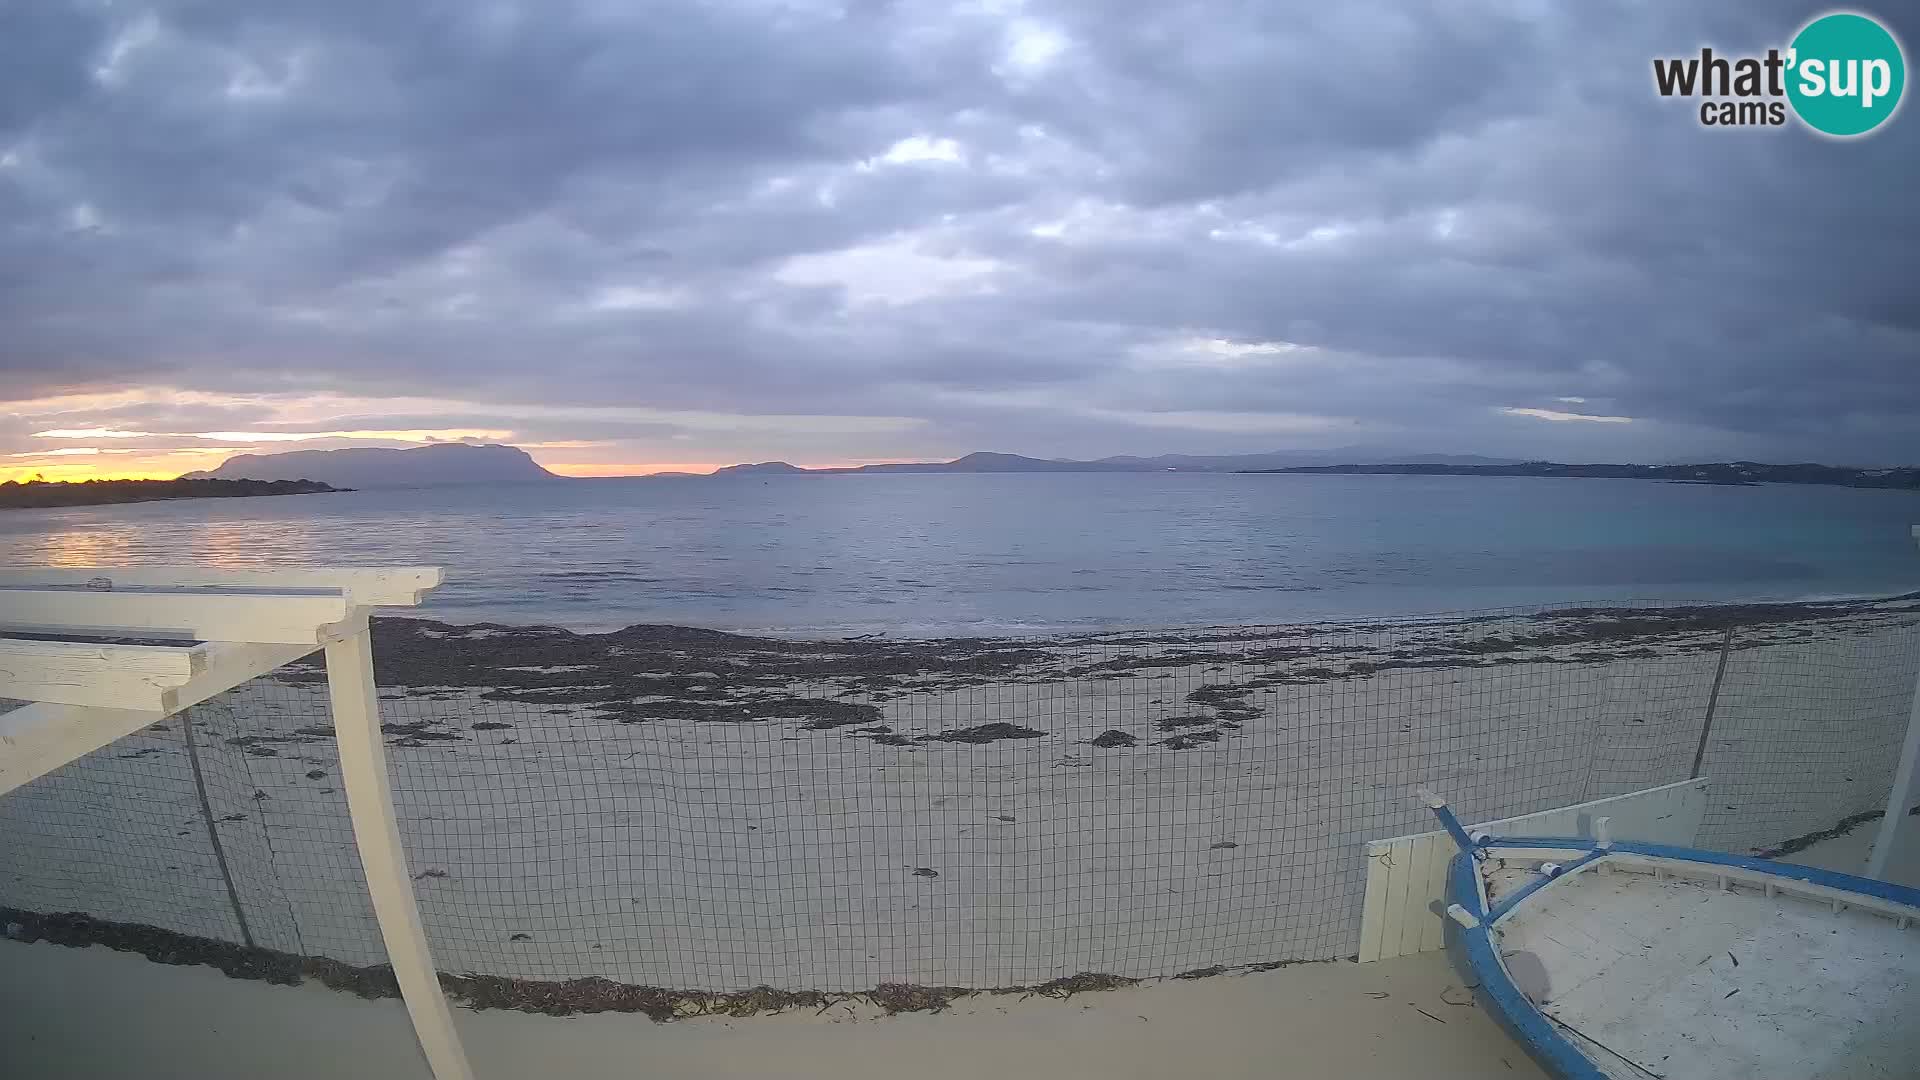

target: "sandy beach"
[3,598,1916,1003]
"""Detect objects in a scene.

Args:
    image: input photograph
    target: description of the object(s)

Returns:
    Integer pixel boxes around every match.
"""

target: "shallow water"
[1,472,1915,635]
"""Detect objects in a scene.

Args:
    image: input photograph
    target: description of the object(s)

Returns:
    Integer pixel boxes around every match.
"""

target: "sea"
[3,473,1916,637]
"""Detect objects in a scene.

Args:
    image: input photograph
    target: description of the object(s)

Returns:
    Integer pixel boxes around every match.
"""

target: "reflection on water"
[193,519,329,568]
[32,524,136,568]
[1,475,1916,636]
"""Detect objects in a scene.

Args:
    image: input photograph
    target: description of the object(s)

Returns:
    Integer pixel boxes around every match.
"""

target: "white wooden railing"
[0,566,473,1080]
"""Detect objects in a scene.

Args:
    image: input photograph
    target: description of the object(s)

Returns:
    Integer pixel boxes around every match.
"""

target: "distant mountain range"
[713,449,1522,475]
[184,443,557,487]
[180,444,1916,491]
[1245,461,1920,489]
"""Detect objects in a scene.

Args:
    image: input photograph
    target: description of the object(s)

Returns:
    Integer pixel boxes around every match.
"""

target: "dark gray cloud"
[2,0,1916,470]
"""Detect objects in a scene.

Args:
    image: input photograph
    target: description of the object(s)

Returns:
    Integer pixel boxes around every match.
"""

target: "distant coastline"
[711,450,1520,476]
[0,477,341,510]
[1240,461,1920,491]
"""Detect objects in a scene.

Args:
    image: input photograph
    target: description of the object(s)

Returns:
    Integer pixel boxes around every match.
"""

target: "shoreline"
[414,586,1920,641]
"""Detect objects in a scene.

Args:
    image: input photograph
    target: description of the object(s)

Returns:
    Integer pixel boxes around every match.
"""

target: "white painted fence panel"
[1356,777,1709,962]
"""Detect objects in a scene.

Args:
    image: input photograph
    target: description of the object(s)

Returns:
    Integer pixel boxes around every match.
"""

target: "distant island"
[185,442,558,488]
[713,449,1522,475]
[1241,462,1920,490]
[0,477,340,510]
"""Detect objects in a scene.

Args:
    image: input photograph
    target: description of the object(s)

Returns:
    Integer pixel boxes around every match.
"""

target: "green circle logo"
[1787,12,1906,136]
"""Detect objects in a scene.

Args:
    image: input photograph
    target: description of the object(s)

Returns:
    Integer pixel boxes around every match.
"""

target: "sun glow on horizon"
[2,463,185,483]
[5,385,943,483]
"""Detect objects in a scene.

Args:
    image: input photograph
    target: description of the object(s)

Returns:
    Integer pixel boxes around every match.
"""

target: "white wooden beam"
[0,586,350,644]
[0,702,163,797]
[0,639,206,676]
[170,642,322,712]
[0,668,193,713]
[0,641,317,795]
[325,625,475,1080]
[0,639,207,711]
[0,566,443,607]
[1866,523,1920,880]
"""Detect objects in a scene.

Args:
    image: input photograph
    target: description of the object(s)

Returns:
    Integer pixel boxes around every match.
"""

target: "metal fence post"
[180,705,256,949]
[1689,627,1736,779]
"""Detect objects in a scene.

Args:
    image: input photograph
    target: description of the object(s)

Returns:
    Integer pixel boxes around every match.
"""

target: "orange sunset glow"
[2,386,935,484]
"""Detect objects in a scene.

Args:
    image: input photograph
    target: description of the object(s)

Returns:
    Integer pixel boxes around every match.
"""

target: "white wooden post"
[325,620,477,1080]
[1865,524,1920,881]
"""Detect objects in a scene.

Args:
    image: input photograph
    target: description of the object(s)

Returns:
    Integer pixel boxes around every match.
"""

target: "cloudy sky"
[2,0,1915,480]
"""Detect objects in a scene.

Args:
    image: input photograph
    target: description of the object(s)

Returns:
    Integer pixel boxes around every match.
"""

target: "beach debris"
[791,701,888,729]
[924,722,1045,744]
[1755,807,1890,858]
[1090,729,1137,748]
[305,769,327,780]
[304,956,400,998]
[994,814,1016,822]
[709,985,835,1018]
[471,721,513,730]
[1158,729,1223,750]
[224,732,328,751]
[451,974,680,1020]
[1209,841,1238,850]
[2,903,1338,1022]
[1172,965,1227,980]
[1244,959,1318,973]
[381,720,464,747]
[911,867,940,878]
[412,868,449,881]
[995,972,1139,1000]
[867,983,969,1014]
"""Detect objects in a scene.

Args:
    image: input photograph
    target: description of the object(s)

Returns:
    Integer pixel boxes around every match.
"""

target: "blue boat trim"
[1485,848,1610,924]
[1446,836,1920,1079]
[1447,852,1610,1080]
[1481,836,1920,909]
[1429,799,1481,855]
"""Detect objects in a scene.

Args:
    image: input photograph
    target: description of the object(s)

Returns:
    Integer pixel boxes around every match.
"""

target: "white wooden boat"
[1427,796,1920,1080]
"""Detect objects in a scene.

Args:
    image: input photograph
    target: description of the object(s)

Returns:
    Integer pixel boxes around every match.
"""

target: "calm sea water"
[2,474,1916,636]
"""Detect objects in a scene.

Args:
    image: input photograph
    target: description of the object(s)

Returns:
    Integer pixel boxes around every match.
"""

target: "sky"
[2,1,1916,481]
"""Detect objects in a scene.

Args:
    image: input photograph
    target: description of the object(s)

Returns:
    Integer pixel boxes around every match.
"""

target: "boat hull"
[1447,838,1920,1080]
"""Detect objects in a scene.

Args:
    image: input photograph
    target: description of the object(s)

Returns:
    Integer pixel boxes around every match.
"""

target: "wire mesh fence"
[2,597,1916,1003]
